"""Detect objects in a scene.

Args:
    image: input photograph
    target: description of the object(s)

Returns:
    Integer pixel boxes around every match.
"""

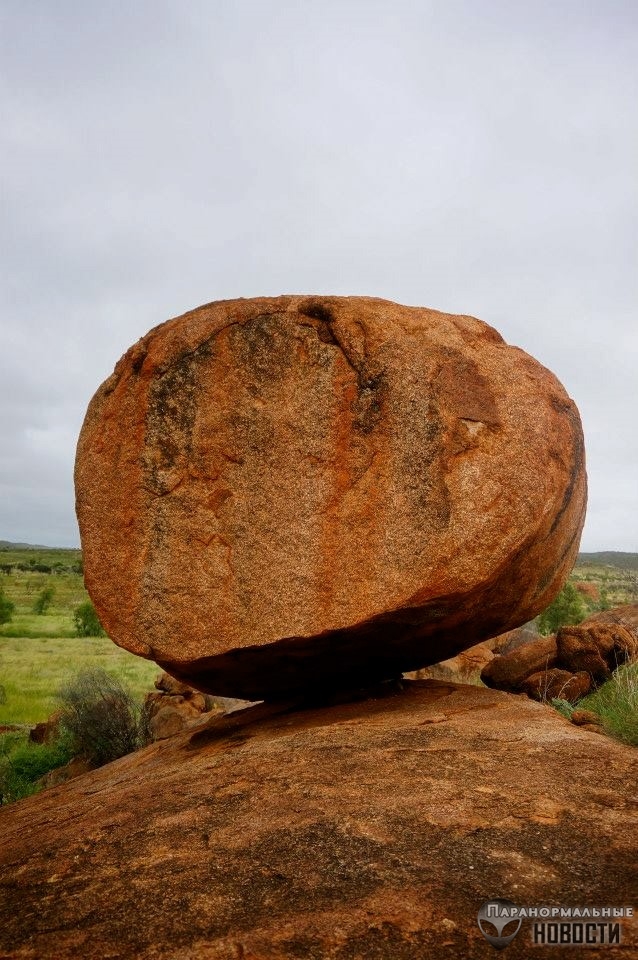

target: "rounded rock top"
[75,295,586,699]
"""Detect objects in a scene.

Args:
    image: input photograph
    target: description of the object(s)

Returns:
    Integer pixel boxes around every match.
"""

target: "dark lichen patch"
[298,299,338,345]
[298,301,387,433]
[143,336,214,491]
[130,344,147,374]
[549,403,585,536]
[9,822,390,953]
[226,313,300,387]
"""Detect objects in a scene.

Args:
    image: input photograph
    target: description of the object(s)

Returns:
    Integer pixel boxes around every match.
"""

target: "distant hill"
[0,540,52,550]
[577,552,638,571]
[0,541,81,570]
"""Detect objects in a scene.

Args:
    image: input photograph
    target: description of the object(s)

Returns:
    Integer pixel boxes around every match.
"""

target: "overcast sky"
[1,0,636,551]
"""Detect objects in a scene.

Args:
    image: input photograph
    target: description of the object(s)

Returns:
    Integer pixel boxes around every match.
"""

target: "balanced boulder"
[75,296,586,699]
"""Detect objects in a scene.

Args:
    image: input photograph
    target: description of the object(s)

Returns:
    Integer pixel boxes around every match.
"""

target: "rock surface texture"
[75,296,586,698]
[1,681,636,959]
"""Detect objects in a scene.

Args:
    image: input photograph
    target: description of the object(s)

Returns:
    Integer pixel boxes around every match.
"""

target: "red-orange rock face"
[75,296,587,698]
[1,682,637,958]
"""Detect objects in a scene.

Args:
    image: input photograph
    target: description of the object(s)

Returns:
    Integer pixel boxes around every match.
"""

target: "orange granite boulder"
[75,296,586,699]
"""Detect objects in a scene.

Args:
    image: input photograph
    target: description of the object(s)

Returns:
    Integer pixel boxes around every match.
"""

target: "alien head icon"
[477,900,523,949]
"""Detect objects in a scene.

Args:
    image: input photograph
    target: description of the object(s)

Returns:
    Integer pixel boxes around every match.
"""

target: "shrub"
[23,561,52,573]
[32,585,55,615]
[73,599,106,637]
[0,587,14,625]
[0,733,74,805]
[538,582,587,635]
[551,698,574,720]
[58,669,150,766]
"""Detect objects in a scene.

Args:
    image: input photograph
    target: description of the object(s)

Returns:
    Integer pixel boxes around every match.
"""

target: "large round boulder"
[75,296,586,698]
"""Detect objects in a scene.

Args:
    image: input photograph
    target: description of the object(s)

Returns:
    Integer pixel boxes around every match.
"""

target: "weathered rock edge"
[0,681,636,959]
[75,295,587,698]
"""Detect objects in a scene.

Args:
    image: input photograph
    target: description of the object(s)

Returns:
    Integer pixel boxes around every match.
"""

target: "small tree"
[73,600,106,637]
[33,585,55,615]
[0,587,14,625]
[538,582,587,635]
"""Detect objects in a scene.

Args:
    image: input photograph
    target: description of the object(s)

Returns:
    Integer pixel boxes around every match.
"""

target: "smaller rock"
[143,691,166,716]
[145,674,230,740]
[29,711,63,745]
[492,624,540,655]
[406,641,495,682]
[570,709,603,727]
[448,642,496,673]
[167,695,203,717]
[556,623,636,681]
[480,635,557,691]
[189,692,208,712]
[38,757,92,789]
[581,603,638,637]
[521,669,592,703]
[149,707,192,741]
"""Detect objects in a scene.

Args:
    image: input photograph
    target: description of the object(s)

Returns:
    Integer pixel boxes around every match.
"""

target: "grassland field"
[0,547,158,725]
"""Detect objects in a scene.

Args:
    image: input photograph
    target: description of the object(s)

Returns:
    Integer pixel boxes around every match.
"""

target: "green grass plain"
[570,563,638,607]
[0,636,160,725]
[0,542,81,569]
[0,547,159,725]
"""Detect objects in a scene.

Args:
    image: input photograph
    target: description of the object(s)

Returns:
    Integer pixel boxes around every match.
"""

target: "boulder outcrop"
[1,680,636,958]
[481,605,638,702]
[585,603,638,634]
[557,622,635,681]
[480,635,558,692]
[75,296,586,699]
[144,672,247,740]
[520,667,592,702]
[405,640,497,683]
